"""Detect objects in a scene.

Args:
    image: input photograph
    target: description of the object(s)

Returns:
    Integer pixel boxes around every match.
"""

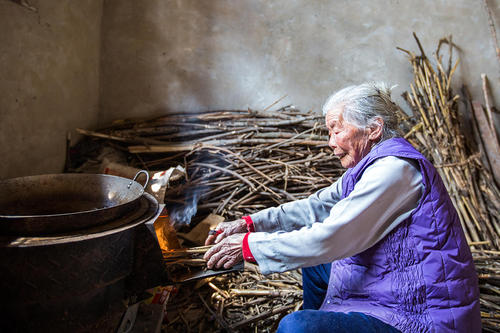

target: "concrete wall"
[0,0,103,179]
[100,0,500,125]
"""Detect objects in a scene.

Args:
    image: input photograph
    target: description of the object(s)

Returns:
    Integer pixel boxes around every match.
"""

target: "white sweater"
[248,156,423,274]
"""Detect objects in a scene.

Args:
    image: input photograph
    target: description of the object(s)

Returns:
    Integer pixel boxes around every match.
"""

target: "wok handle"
[128,170,150,190]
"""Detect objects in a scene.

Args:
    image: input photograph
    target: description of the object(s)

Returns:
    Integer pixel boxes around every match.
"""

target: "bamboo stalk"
[208,282,230,299]
[230,289,301,297]
[128,138,327,153]
[193,162,257,191]
[163,245,214,257]
[480,74,498,143]
[198,292,231,332]
[230,304,295,329]
[472,101,500,188]
[164,258,206,265]
[481,0,500,66]
[263,94,288,112]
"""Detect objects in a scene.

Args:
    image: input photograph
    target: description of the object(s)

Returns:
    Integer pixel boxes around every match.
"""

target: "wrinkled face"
[325,105,377,168]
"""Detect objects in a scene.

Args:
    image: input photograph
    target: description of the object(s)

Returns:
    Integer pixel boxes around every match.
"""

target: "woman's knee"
[277,311,309,333]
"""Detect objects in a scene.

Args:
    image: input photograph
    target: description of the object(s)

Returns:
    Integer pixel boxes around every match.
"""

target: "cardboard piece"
[177,214,225,245]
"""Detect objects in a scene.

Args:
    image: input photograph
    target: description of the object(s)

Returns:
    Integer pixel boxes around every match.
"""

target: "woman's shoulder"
[373,155,420,170]
[365,156,422,183]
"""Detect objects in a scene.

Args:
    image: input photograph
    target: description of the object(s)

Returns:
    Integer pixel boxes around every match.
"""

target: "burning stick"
[163,245,214,268]
[163,245,214,256]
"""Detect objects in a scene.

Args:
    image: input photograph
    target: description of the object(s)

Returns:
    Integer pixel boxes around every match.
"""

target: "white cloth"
[248,156,423,274]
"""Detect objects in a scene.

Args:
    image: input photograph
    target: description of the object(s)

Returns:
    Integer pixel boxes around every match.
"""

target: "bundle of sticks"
[164,267,302,331]
[163,245,212,267]
[161,245,302,332]
[398,34,500,332]
[77,105,343,226]
[202,263,302,332]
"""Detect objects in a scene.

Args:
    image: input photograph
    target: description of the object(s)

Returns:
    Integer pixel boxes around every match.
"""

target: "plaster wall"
[100,0,500,125]
[0,0,103,179]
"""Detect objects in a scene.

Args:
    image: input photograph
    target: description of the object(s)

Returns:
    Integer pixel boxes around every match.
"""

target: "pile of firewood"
[398,34,500,332]
[162,245,302,331]
[76,105,343,227]
[163,260,302,332]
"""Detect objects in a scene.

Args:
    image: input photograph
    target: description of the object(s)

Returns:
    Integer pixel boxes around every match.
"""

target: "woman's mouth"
[335,153,347,159]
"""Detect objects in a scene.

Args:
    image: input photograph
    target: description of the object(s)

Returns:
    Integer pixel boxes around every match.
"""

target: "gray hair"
[322,82,401,141]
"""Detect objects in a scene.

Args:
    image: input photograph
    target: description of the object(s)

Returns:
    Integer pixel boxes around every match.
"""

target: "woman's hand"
[204,218,247,245]
[203,233,245,269]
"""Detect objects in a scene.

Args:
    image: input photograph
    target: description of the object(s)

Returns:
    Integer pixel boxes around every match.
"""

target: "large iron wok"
[0,171,149,235]
[0,191,162,332]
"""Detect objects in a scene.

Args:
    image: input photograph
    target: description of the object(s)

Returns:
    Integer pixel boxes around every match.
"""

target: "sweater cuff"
[242,215,255,232]
[242,232,256,263]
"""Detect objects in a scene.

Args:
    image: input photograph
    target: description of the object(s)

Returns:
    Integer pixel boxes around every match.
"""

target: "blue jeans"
[302,263,332,310]
[278,264,400,333]
[277,310,402,333]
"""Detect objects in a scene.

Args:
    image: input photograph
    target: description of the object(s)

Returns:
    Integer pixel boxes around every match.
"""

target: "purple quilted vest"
[319,138,481,332]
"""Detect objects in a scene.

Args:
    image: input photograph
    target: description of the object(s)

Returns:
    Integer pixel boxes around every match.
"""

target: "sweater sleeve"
[242,232,256,262]
[248,174,344,233]
[248,156,423,274]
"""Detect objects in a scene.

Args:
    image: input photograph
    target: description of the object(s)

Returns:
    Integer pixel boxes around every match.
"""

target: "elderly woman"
[204,83,481,332]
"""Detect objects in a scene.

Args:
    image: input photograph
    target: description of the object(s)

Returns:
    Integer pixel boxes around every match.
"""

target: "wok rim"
[0,173,145,219]
[0,192,159,247]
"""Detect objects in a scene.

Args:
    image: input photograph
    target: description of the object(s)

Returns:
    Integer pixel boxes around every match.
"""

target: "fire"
[153,209,181,252]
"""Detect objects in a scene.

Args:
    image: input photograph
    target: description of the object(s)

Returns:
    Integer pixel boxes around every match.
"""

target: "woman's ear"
[368,117,384,141]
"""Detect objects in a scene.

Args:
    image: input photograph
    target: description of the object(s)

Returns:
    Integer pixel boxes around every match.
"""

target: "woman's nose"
[328,135,337,149]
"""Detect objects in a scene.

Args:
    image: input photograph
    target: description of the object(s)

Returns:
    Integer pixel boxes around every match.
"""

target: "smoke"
[168,187,203,229]
[166,147,222,229]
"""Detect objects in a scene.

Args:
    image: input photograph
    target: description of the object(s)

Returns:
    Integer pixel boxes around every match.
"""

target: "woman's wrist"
[242,216,255,232]
[242,232,256,263]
